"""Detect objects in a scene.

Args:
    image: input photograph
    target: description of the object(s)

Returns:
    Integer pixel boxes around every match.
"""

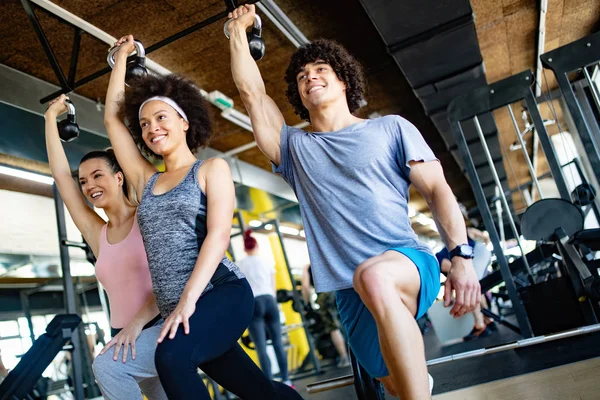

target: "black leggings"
[154,278,302,399]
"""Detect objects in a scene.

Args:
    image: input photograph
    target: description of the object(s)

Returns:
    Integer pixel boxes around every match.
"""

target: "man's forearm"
[229,24,266,97]
[302,287,310,305]
[428,183,468,249]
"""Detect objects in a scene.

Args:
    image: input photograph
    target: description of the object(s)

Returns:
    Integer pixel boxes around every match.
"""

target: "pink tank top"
[95,216,154,329]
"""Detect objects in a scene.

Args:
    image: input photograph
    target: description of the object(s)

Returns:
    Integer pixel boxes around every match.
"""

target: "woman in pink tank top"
[44,96,167,400]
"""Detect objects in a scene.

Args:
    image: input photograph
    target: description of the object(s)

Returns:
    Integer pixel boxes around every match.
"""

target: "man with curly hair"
[228,5,480,399]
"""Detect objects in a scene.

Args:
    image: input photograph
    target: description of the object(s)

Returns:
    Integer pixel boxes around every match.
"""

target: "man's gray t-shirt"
[273,115,438,293]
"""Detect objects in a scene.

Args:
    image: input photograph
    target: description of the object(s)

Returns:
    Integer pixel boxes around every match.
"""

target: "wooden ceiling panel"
[275,0,391,66]
[471,0,504,27]
[477,18,512,82]
[210,129,253,151]
[505,6,538,55]
[4,52,57,88]
[560,4,600,44]
[563,0,597,9]
[237,146,272,171]
[545,0,565,43]
[509,48,536,75]
[0,8,60,85]
[163,0,224,17]
[502,0,535,17]
[543,37,562,55]
[0,1,31,63]
[73,34,113,81]
[482,43,513,82]
[85,1,192,46]
[478,20,509,50]
[361,65,414,116]
[70,75,111,106]
[51,0,122,20]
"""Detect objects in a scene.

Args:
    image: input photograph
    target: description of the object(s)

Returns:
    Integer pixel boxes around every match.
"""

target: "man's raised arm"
[228,4,285,165]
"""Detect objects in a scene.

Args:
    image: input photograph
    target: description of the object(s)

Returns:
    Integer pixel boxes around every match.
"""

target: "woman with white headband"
[104,35,302,399]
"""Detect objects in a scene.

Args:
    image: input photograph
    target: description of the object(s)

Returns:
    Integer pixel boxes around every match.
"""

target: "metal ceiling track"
[20,0,261,104]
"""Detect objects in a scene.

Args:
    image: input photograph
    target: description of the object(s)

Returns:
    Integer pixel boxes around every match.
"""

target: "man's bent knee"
[354,251,421,316]
[353,257,392,298]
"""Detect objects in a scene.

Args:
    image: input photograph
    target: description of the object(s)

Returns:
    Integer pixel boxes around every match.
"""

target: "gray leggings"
[247,294,289,381]
[92,322,167,400]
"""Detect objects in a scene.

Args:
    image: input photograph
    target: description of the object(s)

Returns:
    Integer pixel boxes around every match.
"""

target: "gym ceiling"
[0,0,599,237]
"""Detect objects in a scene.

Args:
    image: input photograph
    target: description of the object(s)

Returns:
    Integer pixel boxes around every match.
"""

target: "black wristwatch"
[449,244,474,260]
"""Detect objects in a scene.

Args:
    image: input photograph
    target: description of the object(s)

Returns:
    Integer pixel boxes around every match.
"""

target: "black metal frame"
[555,229,599,325]
[541,31,600,187]
[53,185,85,400]
[480,308,520,334]
[68,28,83,87]
[20,0,71,92]
[571,157,600,222]
[19,291,35,341]
[448,70,573,338]
[20,0,254,103]
[573,80,600,148]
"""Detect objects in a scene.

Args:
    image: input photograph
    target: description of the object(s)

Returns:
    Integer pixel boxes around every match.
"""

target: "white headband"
[138,96,188,123]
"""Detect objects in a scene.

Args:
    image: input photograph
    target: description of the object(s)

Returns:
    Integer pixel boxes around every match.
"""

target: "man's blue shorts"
[335,247,440,378]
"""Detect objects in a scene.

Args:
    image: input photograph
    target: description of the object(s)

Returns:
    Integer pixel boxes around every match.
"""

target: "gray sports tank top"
[137,160,244,317]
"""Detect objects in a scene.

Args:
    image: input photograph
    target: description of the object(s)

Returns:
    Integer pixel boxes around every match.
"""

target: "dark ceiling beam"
[39,0,261,103]
[20,0,71,92]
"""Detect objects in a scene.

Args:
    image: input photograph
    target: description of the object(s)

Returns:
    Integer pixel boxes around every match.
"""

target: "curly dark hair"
[118,74,212,159]
[285,39,367,122]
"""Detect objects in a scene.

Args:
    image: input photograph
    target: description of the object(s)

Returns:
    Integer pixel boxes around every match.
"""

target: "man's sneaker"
[429,373,434,395]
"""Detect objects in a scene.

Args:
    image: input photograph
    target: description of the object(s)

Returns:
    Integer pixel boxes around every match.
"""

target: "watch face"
[460,245,474,256]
